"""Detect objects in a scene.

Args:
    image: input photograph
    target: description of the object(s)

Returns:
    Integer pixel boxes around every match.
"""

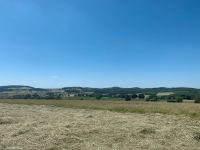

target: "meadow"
[0,99,200,119]
[0,102,200,150]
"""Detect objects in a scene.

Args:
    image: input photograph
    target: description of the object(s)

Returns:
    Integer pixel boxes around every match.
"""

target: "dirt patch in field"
[0,103,200,150]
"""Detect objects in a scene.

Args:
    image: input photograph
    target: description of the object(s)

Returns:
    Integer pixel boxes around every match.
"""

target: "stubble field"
[0,101,200,150]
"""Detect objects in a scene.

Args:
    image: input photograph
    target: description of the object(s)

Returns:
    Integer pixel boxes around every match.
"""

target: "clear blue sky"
[0,0,200,88]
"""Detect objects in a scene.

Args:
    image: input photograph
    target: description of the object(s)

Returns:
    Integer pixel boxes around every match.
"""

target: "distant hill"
[0,85,47,92]
[0,85,33,92]
[1,85,200,94]
[63,87,200,95]
[0,85,199,100]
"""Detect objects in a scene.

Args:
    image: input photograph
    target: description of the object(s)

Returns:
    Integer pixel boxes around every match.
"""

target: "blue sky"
[0,0,200,88]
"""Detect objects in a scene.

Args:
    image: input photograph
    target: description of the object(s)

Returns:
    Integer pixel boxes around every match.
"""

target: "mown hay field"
[0,103,200,150]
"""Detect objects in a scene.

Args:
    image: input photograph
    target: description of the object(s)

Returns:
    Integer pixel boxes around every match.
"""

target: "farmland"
[0,102,200,150]
[1,86,200,102]
[1,0,200,149]
[0,99,200,119]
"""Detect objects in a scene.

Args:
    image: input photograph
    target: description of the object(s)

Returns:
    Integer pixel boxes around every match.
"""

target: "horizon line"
[0,85,199,90]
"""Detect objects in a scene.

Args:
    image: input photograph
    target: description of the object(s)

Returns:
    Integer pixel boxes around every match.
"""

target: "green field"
[0,99,200,119]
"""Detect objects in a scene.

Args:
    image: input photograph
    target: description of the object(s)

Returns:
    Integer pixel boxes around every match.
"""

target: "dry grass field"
[0,101,200,149]
[0,99,200,118]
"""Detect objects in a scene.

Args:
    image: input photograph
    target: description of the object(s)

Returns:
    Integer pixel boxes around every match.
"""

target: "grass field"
[0,99,200,119]
[0,103,200,150]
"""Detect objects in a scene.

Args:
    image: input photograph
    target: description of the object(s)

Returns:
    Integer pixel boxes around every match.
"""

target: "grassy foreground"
[0,99,200,119]
[1,103,200,150]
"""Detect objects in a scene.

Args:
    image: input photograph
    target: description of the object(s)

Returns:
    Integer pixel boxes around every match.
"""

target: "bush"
[194,96,200,103]
[176,96,183,103]
[167,96,183,103]
[194,100,200,103]
[146,95,158,101]
[96,94,102,100]
[167,99,178,103]
[125,95,131,101]
[138,94,145,99]
[132,94,137,99]
[181,95,193,100]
